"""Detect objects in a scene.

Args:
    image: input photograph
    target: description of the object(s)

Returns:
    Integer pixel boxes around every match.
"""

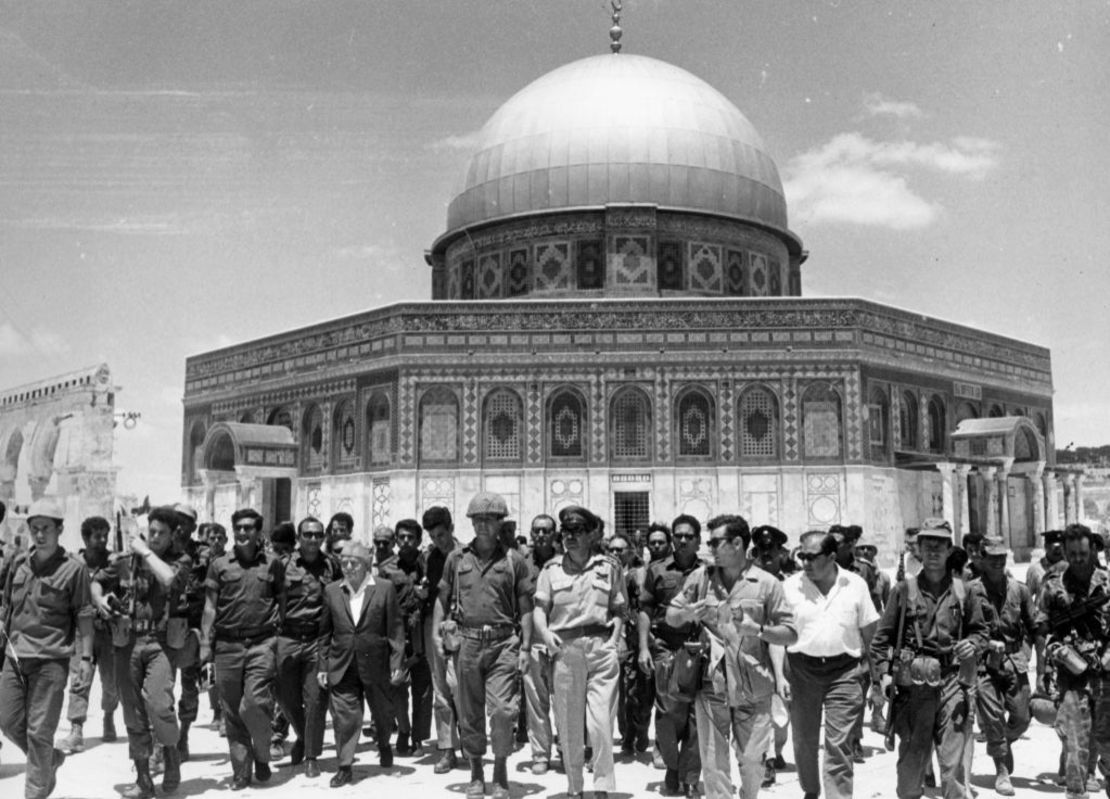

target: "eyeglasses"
[796,551,827,563]
[300,531,325,540]
[672,532,697,541]
[706,537,735,550]
[233,523,257,532]
[560,526,587,537]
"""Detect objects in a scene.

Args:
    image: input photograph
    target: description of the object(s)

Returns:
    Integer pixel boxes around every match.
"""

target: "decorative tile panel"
[590,373,606,465]
[507,248,530,296]
[806,472,842,526]
[533,242,571,291]
[688,243,723,293]
[526,382,543,464]
[372,478,391,530]
[719,379,734,462]
[750,253,769,297]
[726,249,745,296]
[845,371,863,462]
[783,377,799,460]
[657,240,684,290]
[576,239,605,289]
[769,258,782,295]
[477,253,503,298]
[610,236,652,287]
[549,476,586,514]
[421,477,454,514]
[741,473,780,526]
[656,372,670,462]
[678,476,713,521]
[462,379,479,465]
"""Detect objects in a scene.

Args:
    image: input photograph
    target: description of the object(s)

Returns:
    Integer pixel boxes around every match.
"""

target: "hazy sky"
[2,1,1108,503]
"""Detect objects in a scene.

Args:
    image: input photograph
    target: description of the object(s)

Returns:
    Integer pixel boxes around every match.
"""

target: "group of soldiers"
[1,490,1109,799]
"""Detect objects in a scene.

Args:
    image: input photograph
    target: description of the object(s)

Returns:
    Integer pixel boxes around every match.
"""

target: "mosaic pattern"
[726,250,745,296]
[304,404,325,471]
[783,378,799,460]
[477,253,503,299]
[688,243,723,293]
[769,259,782,295]
[739,386,778,458]
[533,242,572,291]
[460,260,475,299]
[484,388,522,461]
[750,253,768,297]
[462,380,479,465]
[741,473,780,526]
[591,375,607,465]
[550,388,586,459]
[334,400,357,465]
[657,241,684,290]
[421,477,454,515]
[526,383,543,464]
[655,374,670,462]
[611,386,651,460]
[372,478,391,530]
[306,484,322,518]
[678,390,712,457]
[719,379,735,462]
[576,239,605,289]
[845,371,863,461]
[397,378,415,465]
[806,472,842,526]
[419,386,458,463]
[611,236,651,287]
[678,477,714,521]
[508,248,530,296]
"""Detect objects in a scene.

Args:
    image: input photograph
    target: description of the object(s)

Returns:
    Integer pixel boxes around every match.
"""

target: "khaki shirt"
[671,563,795,706]
[534,553,626,632]
[438,544,533,627]
[3,547,94,660]
[205,548,284,636]
[97,551,191,628]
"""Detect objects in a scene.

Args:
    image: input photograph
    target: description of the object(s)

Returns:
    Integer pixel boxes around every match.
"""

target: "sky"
[1,0,1108,504]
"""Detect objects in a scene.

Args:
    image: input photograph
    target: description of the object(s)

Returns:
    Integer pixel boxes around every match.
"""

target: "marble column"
[1076,474,1086,524]
[955,464,972,539]
[981,466,998,537]
[997,467,1011,546]
[1063,475,1075,525]
[1028,464,1046,535]
[935,462,957,540]
[1043,472,1059,530]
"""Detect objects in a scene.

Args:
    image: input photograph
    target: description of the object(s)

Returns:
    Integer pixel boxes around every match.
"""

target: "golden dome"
[443,53,792,244]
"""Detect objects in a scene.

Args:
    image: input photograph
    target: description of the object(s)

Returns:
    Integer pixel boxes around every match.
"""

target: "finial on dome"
[609,1,623,53]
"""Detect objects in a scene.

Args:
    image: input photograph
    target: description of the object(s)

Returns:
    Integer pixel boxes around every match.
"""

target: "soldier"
[96,506,192,799]
[534,505,627,799]
[421,505,462,773]
[0,498,95,799]
[1035,523,1110,799]
[646,523,673,565]
[431,492,533,799]
[168,503,205,762]
[317,542,407,787]
[666,513,798,799]
[375,519,433,756]
[639,514,703,796]
[275,516,340,778]
[871,518,988,799]
[267,522,296,761]
[608,531,653,757]
[1027,529,1065,694]
[522,513,559,774]
[57,516,120,755]
[969,535,1037,796]
[199,508,284,790]
[854,540,891,732]
[196,522,226,735]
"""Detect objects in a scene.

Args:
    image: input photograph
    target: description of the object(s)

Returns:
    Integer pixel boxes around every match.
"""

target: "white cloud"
[862,92,924,120]
[784,132,1000,230]
[427,129,484,153]
[0,321,70,357]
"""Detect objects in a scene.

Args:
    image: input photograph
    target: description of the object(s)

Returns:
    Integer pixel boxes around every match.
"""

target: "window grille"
[612,389,650,460]
[740,388,778,457]
[678,391,712,457]
[368,394,391,465]
[550,390,584,458]
[614,492,650,539]
[485,390,522,461]
[419,387,457,463]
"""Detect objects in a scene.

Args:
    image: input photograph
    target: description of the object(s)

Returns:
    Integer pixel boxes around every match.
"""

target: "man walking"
[783,530,879,799]
[199,508,284,790]
[422,505,462,773]
[522,513,559,775]
[432,492,533,799]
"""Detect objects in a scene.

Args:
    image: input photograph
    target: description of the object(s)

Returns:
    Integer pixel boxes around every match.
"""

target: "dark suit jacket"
[317,576,405,687]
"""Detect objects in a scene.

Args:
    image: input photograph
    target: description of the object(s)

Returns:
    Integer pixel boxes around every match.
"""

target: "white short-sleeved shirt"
[783,566,880,658]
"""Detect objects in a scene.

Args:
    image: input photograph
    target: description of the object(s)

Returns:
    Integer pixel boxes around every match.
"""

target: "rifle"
[1045,590,1110,639]
[883,581,910,751]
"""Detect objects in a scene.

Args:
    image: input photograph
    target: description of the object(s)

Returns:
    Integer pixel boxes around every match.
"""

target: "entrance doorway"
[261,477,292,529]
[614,491,650,539]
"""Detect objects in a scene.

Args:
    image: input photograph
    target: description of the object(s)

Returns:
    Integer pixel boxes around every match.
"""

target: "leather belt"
[458,624,516,643]
[557,624,610,642]
[281,622,321,641]
[216,625,277,644]
[132,619,167,635]
[792,652,860,668]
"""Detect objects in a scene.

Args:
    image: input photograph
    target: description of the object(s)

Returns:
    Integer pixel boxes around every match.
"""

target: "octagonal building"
[181,53,1071,561]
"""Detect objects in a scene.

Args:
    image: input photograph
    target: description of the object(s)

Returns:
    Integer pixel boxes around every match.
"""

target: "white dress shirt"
[344,572,376,621]
[783,566,880,658]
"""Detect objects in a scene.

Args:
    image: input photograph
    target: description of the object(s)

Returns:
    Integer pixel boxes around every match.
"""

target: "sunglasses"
[560,526,588,537]
[706,537,735,550]
[673,533,697,541]
[233,524,257,532]
[300,531,325,540]
[796,552,827,563]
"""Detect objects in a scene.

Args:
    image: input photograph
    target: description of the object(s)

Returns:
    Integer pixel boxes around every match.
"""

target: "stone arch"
[267,406,294,431]
[418,386,459,465]
[674,385,715,459]
[365,392,392,467]
[955,401,979,424]
[205,427,237,472]
[187,419,206,484]
[802,381,843,460]
[738,384,779,459]
[927,395,947,454]
[610,385,652,461]
[546,386,588,461]
[301,403,325,472]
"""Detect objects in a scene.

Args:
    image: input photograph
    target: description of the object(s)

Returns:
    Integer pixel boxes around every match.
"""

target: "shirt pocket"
[255,571,275,599]
[38,573,73,620]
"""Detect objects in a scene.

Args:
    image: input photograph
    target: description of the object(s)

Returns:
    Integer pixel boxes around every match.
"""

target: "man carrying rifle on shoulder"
[1035,523,1110,799]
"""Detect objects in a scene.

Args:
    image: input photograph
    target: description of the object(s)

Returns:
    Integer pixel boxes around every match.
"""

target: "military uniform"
[437,542,532,762]
[205,548,284,782]
[171,536,209,755]
[377,549,433,748]
[871,572,988,799]
[535,551,626,794]
[670,561,797,799]
[99,548,192,794]
[0,546,94,799]
[423,539,460,758]
[277,549,341,763]
[61,548,119,745]
[1035,564,1110,799]
[618,558,653,753]
[522,546,557,767]
[639,553,704,788]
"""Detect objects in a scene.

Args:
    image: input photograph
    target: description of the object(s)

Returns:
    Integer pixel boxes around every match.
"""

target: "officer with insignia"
[95,506,192,799]
[199,508,284,790]
[969,535,1037,796]
[534,506,627,799]
[1035,523,1110,799]
[0,498,96,799]
[522,513,560,774]
[639,514,704,796]
[57,516,120,755]
[871,518,988,799]
[432,492,533,799]
[275,516,340,778]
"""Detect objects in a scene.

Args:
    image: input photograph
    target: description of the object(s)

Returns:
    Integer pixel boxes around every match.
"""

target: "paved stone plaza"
[0,678,1074,799]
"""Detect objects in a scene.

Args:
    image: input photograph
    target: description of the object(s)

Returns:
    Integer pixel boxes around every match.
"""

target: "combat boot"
[994,758,1015,797]
[162,744,182,793]
[176,720,191,761]
[102,713,118,743]
[58,722,84,754]
[466,757,485,799]
[122,758,156,799]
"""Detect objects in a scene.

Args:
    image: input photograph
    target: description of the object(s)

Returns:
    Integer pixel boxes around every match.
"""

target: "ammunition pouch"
[895,653,944,688]
[440,618,461,654]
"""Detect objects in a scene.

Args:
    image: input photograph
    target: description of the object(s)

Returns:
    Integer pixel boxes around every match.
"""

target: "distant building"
[180,54,1067,561]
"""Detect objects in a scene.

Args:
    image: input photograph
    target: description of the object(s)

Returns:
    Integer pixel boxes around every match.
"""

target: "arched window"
[988,404,1005,418]
[610,387,651,461]
[899,391,919,450]
[267,406,293,432]
[868,386,889,456]
[419,387,458,464]
[927,396,946,453]
[302,404,324,471]
[483,388,523,462]
[802,383,843,459]
[548,388,586,460]
[955,402,978,424]
[676,387,714,458]
[239,410,257,424]
[333,400,357,469]
[739,386,779,458]
[366,392,392,466]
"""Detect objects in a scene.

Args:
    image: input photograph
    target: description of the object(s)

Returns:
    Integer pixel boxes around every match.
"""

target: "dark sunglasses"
[796,551,826,563]
[672,532,697,541]
[560,526,588,536]
[706,537,735,550]
[233,523,257,532]
[299,531,325,540]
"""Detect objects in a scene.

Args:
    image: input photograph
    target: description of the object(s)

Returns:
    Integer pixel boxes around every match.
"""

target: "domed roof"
[442,53,793,247]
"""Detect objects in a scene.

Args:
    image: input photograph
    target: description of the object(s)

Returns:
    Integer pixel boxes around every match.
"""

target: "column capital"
[954,463,973,477]
[935,462,956,477]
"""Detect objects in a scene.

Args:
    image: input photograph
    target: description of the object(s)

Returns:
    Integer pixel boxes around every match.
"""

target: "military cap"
[916,517,953,542]
[558,505,602,533]
[466,491,508,518]
[27,497,65,522]
[1042,529,1064,545]
[752,525,787,549]
[981,536,1008,556]
[338,542,374,564]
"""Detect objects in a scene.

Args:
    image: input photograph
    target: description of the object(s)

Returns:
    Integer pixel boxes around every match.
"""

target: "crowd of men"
[0,492,1107,799]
